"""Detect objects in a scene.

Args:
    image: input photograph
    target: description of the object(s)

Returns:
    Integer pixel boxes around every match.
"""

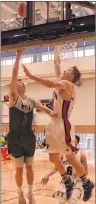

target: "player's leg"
[14,158,24,188]
[49,153,66,175]
[46,124,74,201]
[25,158,36,204]
[25,135,36,204]
[8,142,26,204]
[66,152,94,201]
[66,153,86,177]
[67,179,83,204]
[49,153,74,202]
[47,122,67,179]
[13,156,26,204]
[61,122,94,202]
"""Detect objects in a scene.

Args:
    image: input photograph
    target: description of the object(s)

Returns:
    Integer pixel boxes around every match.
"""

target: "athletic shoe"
[63,177,74,200]
[83,179,94,201]
[68,180,82,203]
[27,193,36,204]
[18,192,26,204]
[53,190,66,204]
[68,188,82,203]
[66,189,73,200]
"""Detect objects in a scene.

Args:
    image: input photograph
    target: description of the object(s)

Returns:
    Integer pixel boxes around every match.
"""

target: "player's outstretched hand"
[49,110,58,118]
[22,64,31,78]
[41,175,49,185]
[17,48,24,56]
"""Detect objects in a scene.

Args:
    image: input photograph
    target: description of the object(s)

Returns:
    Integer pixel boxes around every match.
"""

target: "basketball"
[17,2,27,18]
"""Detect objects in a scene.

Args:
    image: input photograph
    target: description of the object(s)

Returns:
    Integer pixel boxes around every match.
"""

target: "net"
[55,42,77,60]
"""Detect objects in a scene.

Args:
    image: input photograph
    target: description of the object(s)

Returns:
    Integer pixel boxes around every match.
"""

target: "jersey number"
[67,166,73,176]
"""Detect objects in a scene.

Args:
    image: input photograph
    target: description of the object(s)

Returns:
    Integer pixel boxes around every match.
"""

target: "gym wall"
[1,78,94,125]
[1,56,95,78]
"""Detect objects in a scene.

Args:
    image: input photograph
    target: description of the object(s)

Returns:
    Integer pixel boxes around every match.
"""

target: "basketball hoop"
[55,42,77,60]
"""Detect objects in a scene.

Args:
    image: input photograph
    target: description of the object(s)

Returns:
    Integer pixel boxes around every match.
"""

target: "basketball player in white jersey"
[22,46,94,201]
[7,49,57,204]
[41,135,88,203]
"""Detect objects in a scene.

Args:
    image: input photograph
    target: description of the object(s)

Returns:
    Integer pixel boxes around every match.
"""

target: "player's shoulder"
[26,97,35,106]
[61,80,75,93]
[61,80,75,87]
[61,80,72,85]
[28,97,34,102]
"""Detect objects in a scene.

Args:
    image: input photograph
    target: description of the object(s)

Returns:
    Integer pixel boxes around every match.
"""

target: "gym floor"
[1,149,95,204]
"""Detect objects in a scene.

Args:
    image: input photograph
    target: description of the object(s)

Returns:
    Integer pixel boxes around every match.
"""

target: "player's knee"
[49,154,58,164]
[25,164,33,173]
[66,153,75,164]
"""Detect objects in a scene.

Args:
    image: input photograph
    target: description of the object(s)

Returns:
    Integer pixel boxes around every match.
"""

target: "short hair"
[75,135,80,143]
[72,66,81,83]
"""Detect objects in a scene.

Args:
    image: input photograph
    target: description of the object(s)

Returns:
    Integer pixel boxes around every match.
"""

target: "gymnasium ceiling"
[1,1,95,31]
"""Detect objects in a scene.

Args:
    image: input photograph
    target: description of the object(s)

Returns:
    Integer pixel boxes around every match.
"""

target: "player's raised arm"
[22,64,71,90]
[54,46,61,79]
[9,49,23,106]
[10,49,23,94]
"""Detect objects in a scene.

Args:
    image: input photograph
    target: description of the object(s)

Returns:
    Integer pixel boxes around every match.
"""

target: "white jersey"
[52,87,76,121]
[46,86,77,154]
[15,96,35,113]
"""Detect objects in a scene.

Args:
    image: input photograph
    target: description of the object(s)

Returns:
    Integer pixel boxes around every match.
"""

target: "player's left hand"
[49,110,58,118]
[41,175,49,185]
[22,64,31,78]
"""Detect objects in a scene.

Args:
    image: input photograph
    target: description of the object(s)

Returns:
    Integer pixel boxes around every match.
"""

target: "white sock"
[28,185,33,194]
[18,186,23,194]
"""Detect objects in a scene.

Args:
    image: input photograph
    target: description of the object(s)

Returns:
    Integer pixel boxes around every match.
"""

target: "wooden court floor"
[1,149,95,204]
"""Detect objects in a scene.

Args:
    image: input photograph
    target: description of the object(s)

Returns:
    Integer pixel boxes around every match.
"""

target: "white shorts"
[46,118,76,155]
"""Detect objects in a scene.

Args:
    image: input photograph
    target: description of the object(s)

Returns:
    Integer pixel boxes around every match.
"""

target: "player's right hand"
[17,48,24,56]
[41,175,49,185]
[49,110,58,118]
